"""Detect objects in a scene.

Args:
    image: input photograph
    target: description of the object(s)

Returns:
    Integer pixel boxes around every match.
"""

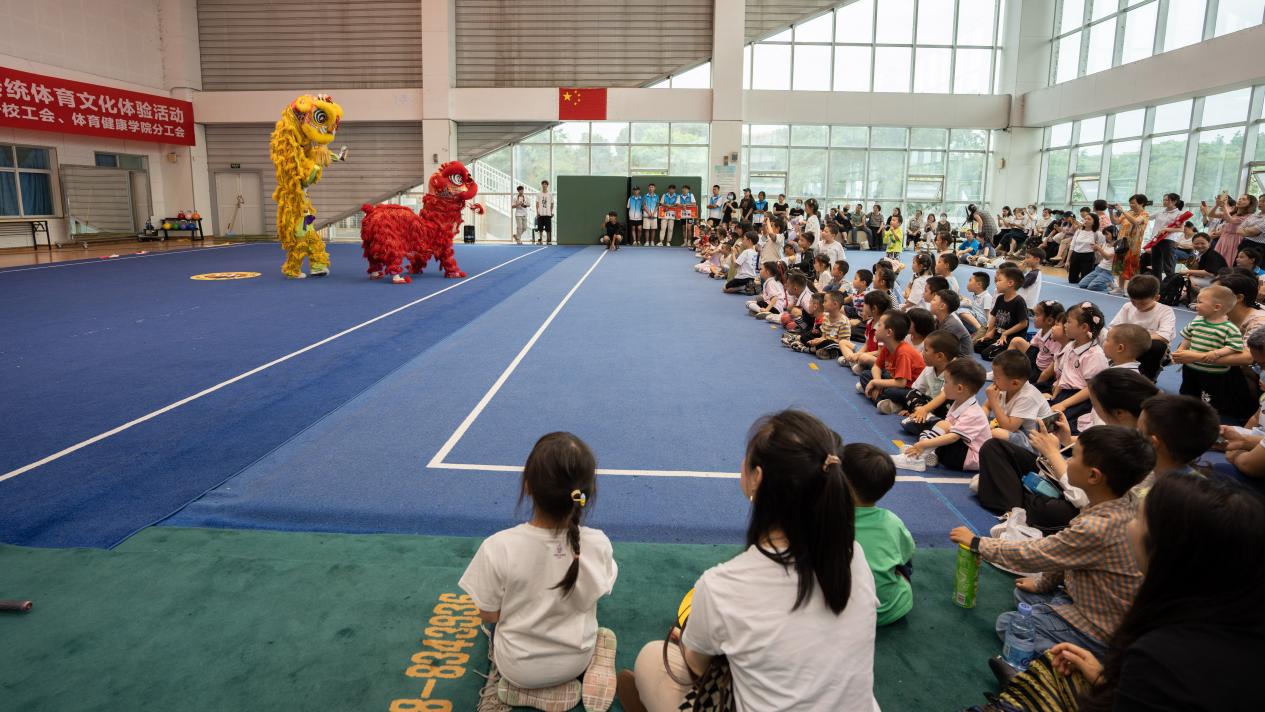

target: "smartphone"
[1039,412,1061,431]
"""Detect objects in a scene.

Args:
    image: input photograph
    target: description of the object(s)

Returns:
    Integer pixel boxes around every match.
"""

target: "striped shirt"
[819,312,849,342]
[980,495,1142,643]
[1179,317,1244,373]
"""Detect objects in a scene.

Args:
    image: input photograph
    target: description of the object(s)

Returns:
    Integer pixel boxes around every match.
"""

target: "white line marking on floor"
[428,461,969,483]
[0,247,549,485]
[428,248,609,469]
[0,242,252,274]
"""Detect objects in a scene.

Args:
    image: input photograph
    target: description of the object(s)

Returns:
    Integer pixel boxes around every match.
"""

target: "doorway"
[213,171,264,236]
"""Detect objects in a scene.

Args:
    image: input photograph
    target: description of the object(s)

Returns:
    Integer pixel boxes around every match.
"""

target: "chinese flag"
[558,87,607,121]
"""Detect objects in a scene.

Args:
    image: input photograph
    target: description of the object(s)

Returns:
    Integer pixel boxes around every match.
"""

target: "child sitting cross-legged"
[892,358,991,472]
[983,350,1054,452]
[972,266,1029,360]
[906,307,937,355]
[776,270,814,328]
[461,432,619,712]
[929,286,974,359]
[887,329,959,419]
[958,271,995,333]
[747,261,787,319]
[1103,323,1151,372]
[839,291,893,372]
[872,265,904,307]
[841,443,916,626]
[844,269,874,319]
[781,292,825,346]
[1007,300,1065,385]
[792,290,849,359]
[859,310,927,406]
[949,425,1156,659]
[1172,284,1247,418]
[723,233,759,294]
[1048,302,1109,432]
[812,253,833,291]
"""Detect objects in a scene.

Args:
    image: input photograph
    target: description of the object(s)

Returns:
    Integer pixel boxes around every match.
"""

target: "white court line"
[0,247,549,485]
[0,242,251,274]
[428,248,608,469]
[429,461,969,483]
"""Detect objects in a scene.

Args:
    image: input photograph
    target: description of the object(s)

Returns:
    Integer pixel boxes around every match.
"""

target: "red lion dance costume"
[360,161,483,283]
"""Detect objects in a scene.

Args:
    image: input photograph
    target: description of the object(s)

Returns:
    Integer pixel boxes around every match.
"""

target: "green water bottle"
[953,542,980,608]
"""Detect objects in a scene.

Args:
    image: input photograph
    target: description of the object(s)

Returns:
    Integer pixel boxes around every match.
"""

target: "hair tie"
[570,489,587,508]
[822,454,841,471]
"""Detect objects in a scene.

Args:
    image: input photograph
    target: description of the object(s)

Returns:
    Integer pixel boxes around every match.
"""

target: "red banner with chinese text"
[0,66,195,146]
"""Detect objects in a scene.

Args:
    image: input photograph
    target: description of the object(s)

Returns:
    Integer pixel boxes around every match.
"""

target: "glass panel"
[1113,108,1145,138]
[1071,177,1100,202]
[795,12,834,42]
[907,177,944,200]
[1079,115,1107,144]
[1120,2,1157,64]
[119,155,145,170]
[749,147,789,172]
[648,79,670,89]
[1106,139,1142,203]
[0,145,12,168]
[954,48,992,94]
[791,125,830,146]
[0,172,18,215]
[873,47,912,92]
[670,147,709,182]
[911,128,948,149]
[19,172,53,215]
[832,126,868,148]
[483,146,511,175]
[767,29,792,42]
[514,144,550,185]
[957,0,997,45]
[672,63,711,88]
[590,145,628,176]
[951,129,989,150]
[1055,32,1082,83]
[828,149,866,196]
[1215,0,1265,37]
[1051,123,1075,147]
[631,123,669,144]
[1153,99,1192,133]
[867,151,906,198]
[95,153,118,168]
[1091,0,1117,21]
[16,147,49,170]
[1202,88,1252,126]
[947,151,986,201]
[753,44,792,90]
[1044,149,1071,204]
[551,144,589,180]
[871,127,908,148]
[1085,18,1116,75]
[914,48,952,93]
[521,130,549,143]
[1076,144,1103,174]
[1193,127,1246,200]
[671,123,709,145]
[836,0,874,43]
[743,45,752,90]
[833,46,872,91]
[916,0,954,44]
[750,124,790,145]
[1144,134,1188,198]
[749,175,787,197]
[1061,0,1087,33]
[629,145,669,173]
[590,122,630,143]
[875,0,914,43]
[1164,0,1205,51]
[793,45,833,91]
[788,148,829,196]
[552,122,589,143]
[909,150,946,175]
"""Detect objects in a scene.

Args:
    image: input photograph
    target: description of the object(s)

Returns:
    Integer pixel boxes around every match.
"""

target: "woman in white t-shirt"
[618,411,879,712]
[460,432,619,711]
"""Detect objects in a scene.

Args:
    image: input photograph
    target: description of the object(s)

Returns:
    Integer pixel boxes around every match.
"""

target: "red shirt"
[875,341,926,383]
[864,320,877,352]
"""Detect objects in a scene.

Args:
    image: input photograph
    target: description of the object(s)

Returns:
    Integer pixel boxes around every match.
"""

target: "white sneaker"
[877,399,902,415]
[855,382,864,393]
[891,452,927,472]
[969,474,980,494]
[851,363,866,375]
[837,356,849,366]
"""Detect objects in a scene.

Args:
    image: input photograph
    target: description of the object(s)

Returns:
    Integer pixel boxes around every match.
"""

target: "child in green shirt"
[841,442,916,625]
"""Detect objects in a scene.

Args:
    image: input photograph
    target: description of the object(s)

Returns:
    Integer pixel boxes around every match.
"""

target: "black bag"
[1158,274,1188,307]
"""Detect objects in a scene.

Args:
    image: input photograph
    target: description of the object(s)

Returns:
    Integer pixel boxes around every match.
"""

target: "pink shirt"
[1031,328,1064,370]
[945,399,991,471]
[1056,341,1108,391]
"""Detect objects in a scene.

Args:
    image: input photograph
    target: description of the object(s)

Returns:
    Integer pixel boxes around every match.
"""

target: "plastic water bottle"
[1002,602,1037,671]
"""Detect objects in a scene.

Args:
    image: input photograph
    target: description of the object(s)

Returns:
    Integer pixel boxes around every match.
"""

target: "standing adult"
[851,203,868,249]
[1110,194,1151,292]
[722,191,737,226]
[773,194,790,221]
[511,185,530,244]
[865,204,885,250]
[641,183,660,246]
[1211,193,1259,265]
[803,198,822,240]
[1146,193,1184,283]
[534,180,555,245]
[706,185,723,228]
[971,204,999,253]
[738,188,755,224]
[658,185,680,247]
[678,185,697,248]
[1237,193,1265,247]
[626,185,644,247]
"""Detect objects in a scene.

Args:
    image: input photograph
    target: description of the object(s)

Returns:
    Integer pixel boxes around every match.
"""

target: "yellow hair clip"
[570,489,587,507]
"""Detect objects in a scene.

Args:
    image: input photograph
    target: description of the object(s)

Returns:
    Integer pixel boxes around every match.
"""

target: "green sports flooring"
[0,528,1014,711]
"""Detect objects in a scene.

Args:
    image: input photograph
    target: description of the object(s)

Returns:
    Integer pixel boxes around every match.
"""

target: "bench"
[0,219,53,251]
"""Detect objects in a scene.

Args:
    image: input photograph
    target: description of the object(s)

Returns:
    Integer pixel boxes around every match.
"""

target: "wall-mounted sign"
[0,66,195,146]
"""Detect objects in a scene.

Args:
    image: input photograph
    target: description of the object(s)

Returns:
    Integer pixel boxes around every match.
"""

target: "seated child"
[1018,248,1045,306]
[780,242,797,267]
[1173,284,1248,418]
[1106,274,1175,382]
[884,329,958,418]
[845,269,874,319]
[1035,311,1073,392]
[935,252,962,294]
[929,287,975,358]
[1104,322,1151,372]
[860,310,927,405]
[460,433,619,711]
[872,264,904,307]
[1009,300,1065,384]
[972,267,1030,360]
[694,241,723,275]
[983,350,1054,451]
[782,292,825,346]
[723,233,759,293]
[794,290,849,358]
[906,307,936,355]
[828,260,850,293]
[841,443,916,626]
[1049,302,1109,433]
[902,252,935,309]
[956,230,982,263]
[839,291,892,371]
[893,358,991,472]
[777,270,815,327]
[795,232,816,276]
[959,271,995,332]
[949,425,1155,657]
[813,253,833,291]
[747,261,787,318]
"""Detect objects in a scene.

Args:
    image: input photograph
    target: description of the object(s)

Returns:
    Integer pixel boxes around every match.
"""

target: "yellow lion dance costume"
[269,94,347,278]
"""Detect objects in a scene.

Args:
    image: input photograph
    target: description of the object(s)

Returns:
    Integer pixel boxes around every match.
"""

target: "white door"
[214,172,264,236]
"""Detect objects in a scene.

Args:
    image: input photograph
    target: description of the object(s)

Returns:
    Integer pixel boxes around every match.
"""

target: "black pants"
[1139,339,1168,382]
[1067,251,1096,284]
[1151,240,1176,283]
[1050,389,1092,434]
[929,437,971,471]
[976,439,1078,532]
[724,277,754,291]
[1024,345,1041,383]
[1180,365,1256,419]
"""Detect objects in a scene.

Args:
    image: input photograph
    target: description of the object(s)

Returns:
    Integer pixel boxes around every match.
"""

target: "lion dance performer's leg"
[434,228,466,278]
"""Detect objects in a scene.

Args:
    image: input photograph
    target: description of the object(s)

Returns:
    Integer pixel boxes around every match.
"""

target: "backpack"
[1158,274,1187,307]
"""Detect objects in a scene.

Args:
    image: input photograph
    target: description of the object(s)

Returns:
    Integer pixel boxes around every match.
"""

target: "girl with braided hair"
[460,432,619,712]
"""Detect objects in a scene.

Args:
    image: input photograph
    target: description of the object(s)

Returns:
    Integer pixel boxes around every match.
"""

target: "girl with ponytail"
[459,432,620,711]
[620,411,879,712]
[747,260,788,320]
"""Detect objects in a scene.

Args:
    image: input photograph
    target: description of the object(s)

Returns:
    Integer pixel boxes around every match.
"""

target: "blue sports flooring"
[0,242,1195,550]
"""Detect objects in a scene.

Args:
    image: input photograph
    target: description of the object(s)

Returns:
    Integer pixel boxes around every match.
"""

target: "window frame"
[0,143,58,219]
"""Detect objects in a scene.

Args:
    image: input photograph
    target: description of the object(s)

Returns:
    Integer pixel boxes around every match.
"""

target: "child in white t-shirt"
[958,271,996,332]
[984,350,1054,451]
[460,433,619,711]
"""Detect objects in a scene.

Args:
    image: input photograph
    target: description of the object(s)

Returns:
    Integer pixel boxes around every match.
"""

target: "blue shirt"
[643,193,660,211]
[679,193,696,205]
[627,195,643,213]
[662,193,680,206]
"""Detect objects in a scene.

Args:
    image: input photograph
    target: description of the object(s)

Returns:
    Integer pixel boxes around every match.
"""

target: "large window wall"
[648,62,712,89]
[1039,84,1265,208]
[1051,0,1265,85]
[741,124,993,218]
[743,0,1004,94]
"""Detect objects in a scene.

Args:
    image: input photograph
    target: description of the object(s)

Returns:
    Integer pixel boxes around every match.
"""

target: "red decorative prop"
[0,66,195,146]
[558,87,607,121]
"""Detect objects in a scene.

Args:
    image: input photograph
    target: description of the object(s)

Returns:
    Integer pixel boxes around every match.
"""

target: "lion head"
[427,161,479,201]
[289,94,342,146]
